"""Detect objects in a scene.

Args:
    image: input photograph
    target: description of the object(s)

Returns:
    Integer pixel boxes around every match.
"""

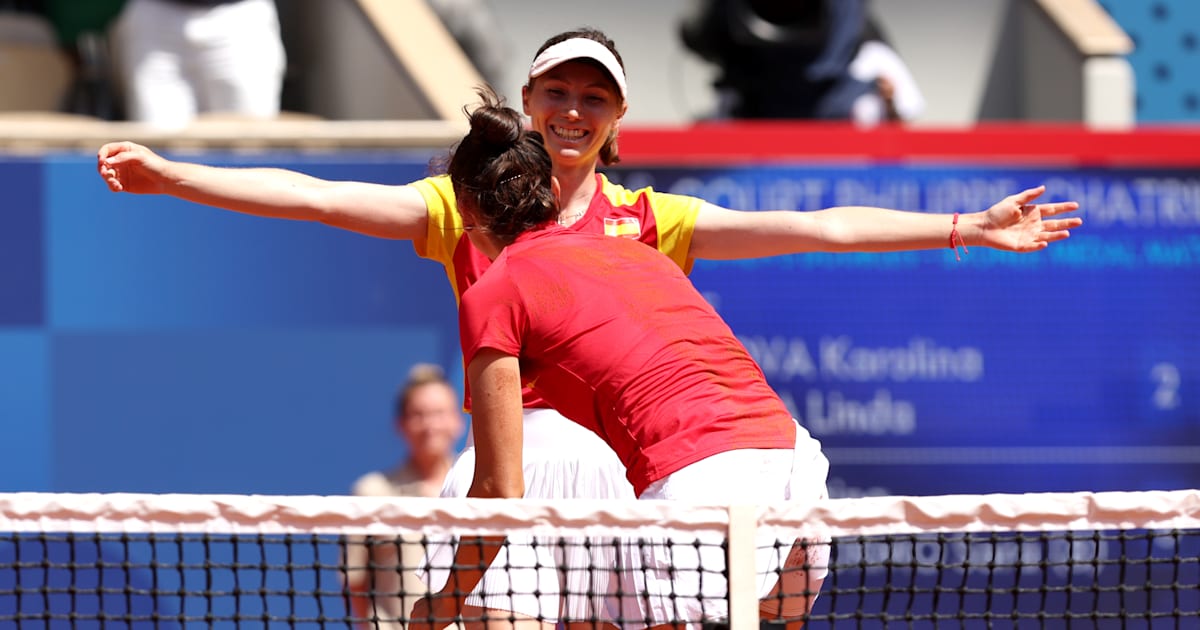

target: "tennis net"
[1,490,1198,629]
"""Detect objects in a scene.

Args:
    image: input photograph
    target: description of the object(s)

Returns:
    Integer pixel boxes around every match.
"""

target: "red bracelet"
[949,212,969,261]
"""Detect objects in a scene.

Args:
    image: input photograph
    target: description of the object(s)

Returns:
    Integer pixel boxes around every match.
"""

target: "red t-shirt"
[458,227,796,495]
[412,173,704,410]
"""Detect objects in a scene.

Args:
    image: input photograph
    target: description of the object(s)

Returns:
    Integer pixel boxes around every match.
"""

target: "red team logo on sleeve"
[603,217,641,239]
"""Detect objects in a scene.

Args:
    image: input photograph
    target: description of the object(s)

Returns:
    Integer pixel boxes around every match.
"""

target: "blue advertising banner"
[0,159,43,326]
[610,164,1200,497]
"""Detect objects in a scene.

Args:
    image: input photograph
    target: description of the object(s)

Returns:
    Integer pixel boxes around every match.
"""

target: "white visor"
[528,38,627,100]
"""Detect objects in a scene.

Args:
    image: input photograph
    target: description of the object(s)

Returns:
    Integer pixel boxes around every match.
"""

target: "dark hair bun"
[469,106,521,148]
[464,100,523,159]
[448,85,558,243]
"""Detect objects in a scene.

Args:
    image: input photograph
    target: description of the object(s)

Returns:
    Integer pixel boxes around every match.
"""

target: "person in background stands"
[344,363,466,630]
[681,0,922,125]
[38,0,127,119]
[110,0,285,129]
[846,16,925,124]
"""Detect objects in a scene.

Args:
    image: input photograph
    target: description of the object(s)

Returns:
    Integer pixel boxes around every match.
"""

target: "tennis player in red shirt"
[413,87,832,630]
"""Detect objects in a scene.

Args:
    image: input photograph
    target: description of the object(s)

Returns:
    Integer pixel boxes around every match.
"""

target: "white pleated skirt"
[423,408,635,623]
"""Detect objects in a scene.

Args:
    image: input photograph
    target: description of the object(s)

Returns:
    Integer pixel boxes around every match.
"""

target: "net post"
[727,504,758,630]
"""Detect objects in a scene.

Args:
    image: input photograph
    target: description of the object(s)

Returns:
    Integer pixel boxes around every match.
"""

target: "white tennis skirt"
[615,419,831,628]
[423,408,635,623]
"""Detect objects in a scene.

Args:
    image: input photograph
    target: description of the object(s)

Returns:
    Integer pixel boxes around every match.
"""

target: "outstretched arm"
[689,185,1081,260]
[97,141,430,241]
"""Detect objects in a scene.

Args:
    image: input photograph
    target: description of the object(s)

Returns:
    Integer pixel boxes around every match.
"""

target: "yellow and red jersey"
[411,173,703,305]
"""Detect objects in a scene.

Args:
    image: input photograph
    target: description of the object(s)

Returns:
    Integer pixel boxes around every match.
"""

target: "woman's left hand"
[409,593,462,630]
[979,185,1082,252]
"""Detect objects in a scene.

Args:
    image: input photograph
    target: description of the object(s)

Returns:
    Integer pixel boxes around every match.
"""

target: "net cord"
[2,489,1198,538]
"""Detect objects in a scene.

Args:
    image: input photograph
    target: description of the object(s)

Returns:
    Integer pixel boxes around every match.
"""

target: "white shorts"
[114,0,286,129]
[612,420,830,628]
[423,408,635,623]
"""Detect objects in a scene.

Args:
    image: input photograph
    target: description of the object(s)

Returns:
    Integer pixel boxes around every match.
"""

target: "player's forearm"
[435,535,503,606]
[807,206,983,253]
[692,204,982,259]
[161,161,332,221]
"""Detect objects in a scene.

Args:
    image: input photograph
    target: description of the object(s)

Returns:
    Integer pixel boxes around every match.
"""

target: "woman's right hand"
[97,141,170,195]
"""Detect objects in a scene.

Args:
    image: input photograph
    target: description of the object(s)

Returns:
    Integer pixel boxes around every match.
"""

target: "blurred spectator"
[0,6,74,113]
[110,0,286,129]
[350,363,465,498]
[344,364,466,628]
[426,0,509,87]
[680,0,921,125]
[39,0,126,118]
[847,18,925,124]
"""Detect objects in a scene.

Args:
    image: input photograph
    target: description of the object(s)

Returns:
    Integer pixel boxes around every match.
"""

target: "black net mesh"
[2,493,1199,628]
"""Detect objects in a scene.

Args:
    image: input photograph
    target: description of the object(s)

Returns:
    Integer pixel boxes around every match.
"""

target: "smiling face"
[522,60,627,170]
